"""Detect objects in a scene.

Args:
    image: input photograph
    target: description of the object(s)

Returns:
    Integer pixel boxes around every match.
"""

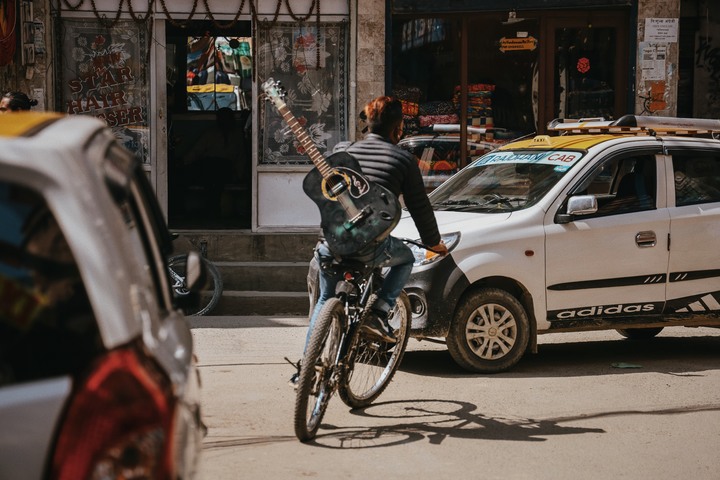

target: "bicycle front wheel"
[294,298,343,442]
[168,254,223,316]
[339,292,411,409]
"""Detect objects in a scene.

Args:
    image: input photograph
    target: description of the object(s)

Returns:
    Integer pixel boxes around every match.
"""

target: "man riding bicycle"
[291,96,447,386]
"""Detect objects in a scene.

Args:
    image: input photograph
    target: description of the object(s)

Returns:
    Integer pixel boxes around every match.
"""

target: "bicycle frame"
[329,268,378,382]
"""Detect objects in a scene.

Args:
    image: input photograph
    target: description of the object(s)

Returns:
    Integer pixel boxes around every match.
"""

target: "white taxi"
[396,115,720,372]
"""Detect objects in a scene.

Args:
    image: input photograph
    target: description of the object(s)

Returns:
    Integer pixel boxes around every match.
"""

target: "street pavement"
[186,315,720,480]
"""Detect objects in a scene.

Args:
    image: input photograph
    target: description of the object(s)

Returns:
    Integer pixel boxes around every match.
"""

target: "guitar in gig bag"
[262,78,401,256]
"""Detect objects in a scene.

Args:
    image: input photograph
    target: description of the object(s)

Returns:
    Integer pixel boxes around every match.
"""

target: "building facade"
[1,0,718,234]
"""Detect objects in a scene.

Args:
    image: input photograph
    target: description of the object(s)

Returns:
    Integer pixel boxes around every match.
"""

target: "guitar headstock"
[261,78,286,110]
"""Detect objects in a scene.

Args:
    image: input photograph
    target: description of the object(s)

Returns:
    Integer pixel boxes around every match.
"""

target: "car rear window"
[0,181,102,386]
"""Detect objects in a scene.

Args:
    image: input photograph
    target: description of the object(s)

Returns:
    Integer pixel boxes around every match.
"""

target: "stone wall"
[354,0,385,139]
[635,0,681,115]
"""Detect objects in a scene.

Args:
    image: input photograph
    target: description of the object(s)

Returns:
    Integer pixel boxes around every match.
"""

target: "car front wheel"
[446,288,530,373]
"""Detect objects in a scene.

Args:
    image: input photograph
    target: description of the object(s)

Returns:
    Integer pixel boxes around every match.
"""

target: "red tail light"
[51,345,176,480]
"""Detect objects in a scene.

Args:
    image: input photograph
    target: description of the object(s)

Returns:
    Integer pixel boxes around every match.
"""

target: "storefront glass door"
[554,26,618,120]
[542,12,629,126]
[165,22,253,230]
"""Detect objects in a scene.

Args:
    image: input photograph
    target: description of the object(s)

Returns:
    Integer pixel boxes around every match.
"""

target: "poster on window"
[59,20,149,164]
[258,22,348,165]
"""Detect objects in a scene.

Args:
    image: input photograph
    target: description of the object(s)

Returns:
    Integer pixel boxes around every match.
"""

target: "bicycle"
[293,255,412,442]
[167,253,223,316]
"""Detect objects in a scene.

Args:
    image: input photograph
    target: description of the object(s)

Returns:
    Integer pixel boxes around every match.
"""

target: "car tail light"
[50,344,177,480]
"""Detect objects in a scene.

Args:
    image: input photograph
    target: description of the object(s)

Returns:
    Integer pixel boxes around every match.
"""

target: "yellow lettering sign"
[499,36,538,52]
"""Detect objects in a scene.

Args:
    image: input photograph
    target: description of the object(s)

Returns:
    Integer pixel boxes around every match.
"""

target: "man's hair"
[364,96,403,138]
[3,91,38,111]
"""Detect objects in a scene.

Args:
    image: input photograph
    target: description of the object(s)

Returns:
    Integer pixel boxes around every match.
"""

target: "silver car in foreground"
[0,113,204,479]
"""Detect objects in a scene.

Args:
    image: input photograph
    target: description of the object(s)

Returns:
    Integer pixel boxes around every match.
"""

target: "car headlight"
[409,232,460,266]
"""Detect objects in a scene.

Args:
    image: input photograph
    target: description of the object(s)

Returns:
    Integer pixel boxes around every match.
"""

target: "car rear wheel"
[446,288,530,373]
[616,327,663,339]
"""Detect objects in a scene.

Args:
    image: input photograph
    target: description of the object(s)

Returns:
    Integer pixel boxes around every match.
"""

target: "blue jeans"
[304,236,414,350]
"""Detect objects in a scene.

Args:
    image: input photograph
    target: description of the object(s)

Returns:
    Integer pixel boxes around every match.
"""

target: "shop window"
[391,18,462,137]
[391,15,538,148]
[467,16,539,137]
[58,19,150,164]
[257,22,349,165]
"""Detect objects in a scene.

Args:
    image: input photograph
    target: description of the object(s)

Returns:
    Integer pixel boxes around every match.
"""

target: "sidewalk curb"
[186,315,308,329]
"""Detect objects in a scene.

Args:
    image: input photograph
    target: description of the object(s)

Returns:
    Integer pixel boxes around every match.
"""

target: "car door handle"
[635,231,656,248]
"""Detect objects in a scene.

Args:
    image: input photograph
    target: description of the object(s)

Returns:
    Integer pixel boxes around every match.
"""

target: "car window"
[102,138,174,312]
[400,138,461,179]
[0,182,102,386]
[672,154,720,206]
[571,154,656,217]
[112,181,175,311]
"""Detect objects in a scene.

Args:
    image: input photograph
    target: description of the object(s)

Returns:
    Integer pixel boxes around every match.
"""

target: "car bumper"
[406,255,470,338]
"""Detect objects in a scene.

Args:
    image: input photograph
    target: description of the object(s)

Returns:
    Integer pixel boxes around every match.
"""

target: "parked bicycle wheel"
[339,292,411,409]
[294,298,344,442]
[167,254,223,316]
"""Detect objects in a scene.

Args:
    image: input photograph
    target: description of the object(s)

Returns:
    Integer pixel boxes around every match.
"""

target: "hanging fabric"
[0,0,17,67]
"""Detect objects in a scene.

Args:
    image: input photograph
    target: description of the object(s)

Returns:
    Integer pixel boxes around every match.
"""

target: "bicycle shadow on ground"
[309,398,606,449]
[399,333,720,378]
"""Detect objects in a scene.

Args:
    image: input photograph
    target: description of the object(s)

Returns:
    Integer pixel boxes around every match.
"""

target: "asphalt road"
[187,316,720,480]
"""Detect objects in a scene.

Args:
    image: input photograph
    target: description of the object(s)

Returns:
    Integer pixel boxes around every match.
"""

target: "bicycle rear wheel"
[168,254,223,316]
[294,298,344,442]
[339,292,411,409]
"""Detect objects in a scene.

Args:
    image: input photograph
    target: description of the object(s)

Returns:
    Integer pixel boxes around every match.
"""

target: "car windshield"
[430,149,584,212]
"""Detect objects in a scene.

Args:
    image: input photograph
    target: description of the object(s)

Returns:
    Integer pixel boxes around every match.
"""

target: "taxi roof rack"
[548,115,720,137]
[432,124,509,135]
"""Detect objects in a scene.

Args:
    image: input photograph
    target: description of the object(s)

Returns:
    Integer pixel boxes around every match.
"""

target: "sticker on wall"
[649,81,667,111]
[577,57,591,74]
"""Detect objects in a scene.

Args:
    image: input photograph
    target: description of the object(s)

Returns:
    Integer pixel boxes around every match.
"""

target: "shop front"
[389,1,633,171]
[53,0,350,232]
[17,0,717,236]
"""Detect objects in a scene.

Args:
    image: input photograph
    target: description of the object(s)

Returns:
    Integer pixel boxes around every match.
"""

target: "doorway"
[165,21,253,230]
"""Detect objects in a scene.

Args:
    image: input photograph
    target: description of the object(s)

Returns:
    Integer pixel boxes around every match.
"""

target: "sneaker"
[285,357,301,389]
[360,310,396,344]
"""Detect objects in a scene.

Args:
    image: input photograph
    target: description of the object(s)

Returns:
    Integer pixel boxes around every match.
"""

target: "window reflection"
[186,35,252,111]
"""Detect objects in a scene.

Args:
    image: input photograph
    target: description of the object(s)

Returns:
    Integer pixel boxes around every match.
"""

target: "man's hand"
[429,241,448,256]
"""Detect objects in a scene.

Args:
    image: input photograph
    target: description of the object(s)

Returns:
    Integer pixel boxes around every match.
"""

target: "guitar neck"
[276,104,333,179]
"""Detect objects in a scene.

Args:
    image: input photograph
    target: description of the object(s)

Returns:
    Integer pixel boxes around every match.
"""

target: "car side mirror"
[555,195,598,224]
[185,251,206,292]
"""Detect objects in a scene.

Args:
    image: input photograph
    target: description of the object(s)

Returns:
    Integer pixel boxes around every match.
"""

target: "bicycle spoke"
[294,298,343,442]
[339,293,411,409]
